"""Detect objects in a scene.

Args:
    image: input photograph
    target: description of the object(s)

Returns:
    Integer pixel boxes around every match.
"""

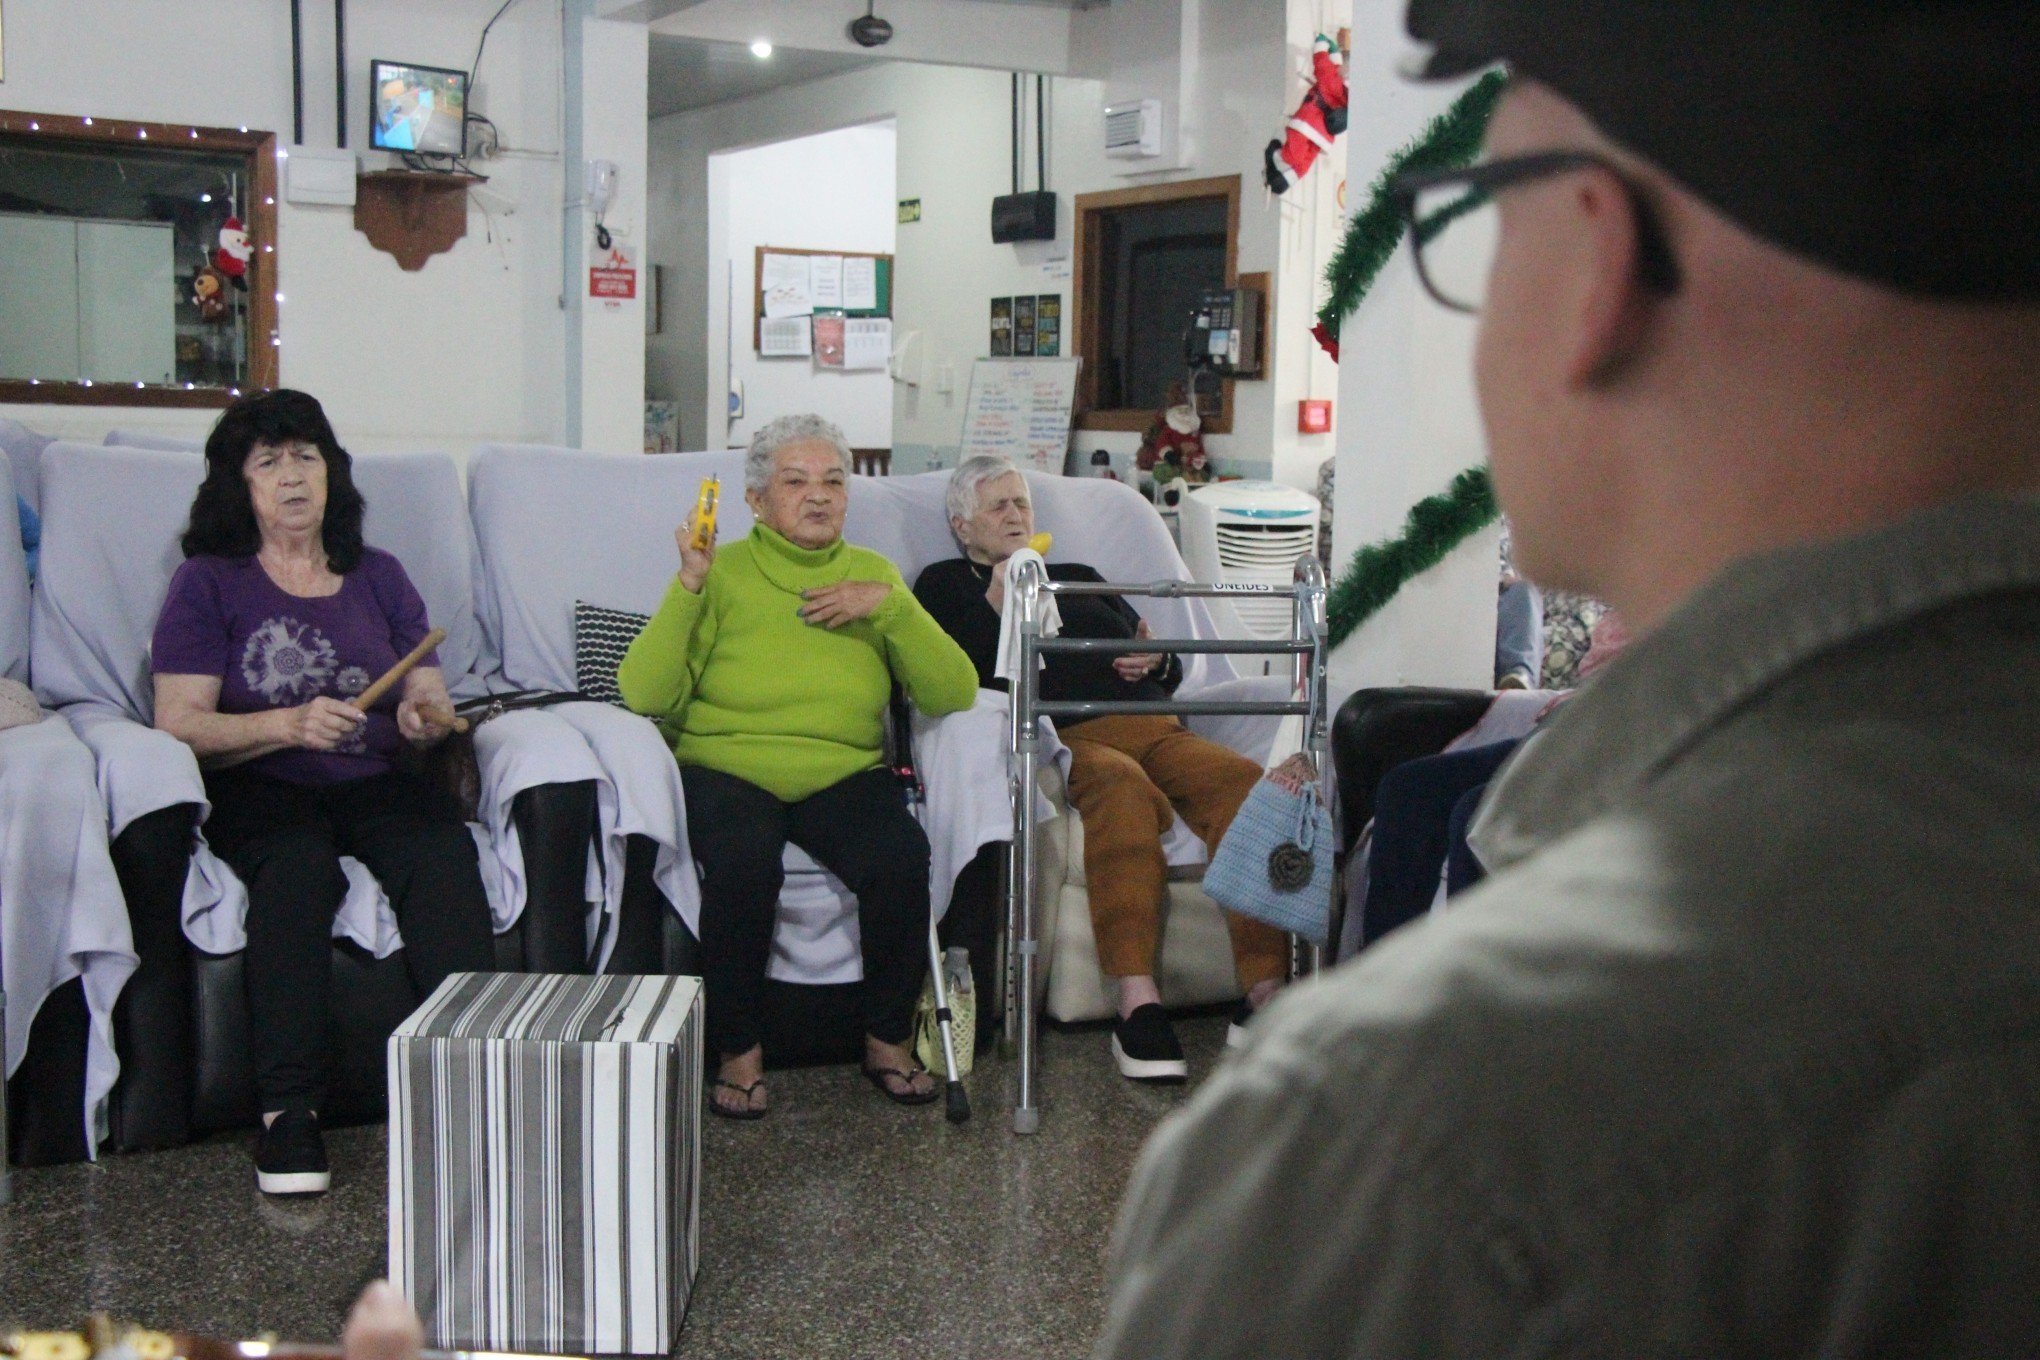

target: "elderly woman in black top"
[913,455,1288,1083]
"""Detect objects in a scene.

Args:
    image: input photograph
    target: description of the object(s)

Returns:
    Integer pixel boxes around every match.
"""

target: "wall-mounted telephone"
[585,159,619,217]
[1186,286,1263,378]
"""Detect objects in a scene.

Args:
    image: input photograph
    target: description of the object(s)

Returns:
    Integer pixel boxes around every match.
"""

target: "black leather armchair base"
[1330,687,1494,852]
[7,979,92,1165]
[91,780,602,1157]
[608,833,869,1069]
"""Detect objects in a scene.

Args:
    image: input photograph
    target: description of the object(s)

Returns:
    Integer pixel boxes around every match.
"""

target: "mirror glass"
[0,133,256,389]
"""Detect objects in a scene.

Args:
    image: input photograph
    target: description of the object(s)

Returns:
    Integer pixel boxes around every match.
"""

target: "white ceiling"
[646,0,1105,118]
[648,36,880,118]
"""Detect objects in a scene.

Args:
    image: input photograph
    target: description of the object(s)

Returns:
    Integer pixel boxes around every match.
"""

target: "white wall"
[710,122,897,450]
[1325,0,1497,697]
[648,0,1333,484]
[0,0,645,459]
[571,7,652,454]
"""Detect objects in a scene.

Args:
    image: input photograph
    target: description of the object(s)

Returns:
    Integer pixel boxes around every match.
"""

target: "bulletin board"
[752,245,894,352]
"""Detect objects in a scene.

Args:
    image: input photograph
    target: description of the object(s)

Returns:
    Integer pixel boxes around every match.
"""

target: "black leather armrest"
[106,802,202,1152]
[511,780,600,972]
[1331,687,1494,848]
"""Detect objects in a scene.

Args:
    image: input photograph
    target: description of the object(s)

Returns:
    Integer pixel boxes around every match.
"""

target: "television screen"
[370,60,468,157]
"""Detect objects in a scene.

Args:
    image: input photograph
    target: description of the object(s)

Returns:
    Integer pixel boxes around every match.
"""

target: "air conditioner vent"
[1178,482,1323,643]
[1104,100,1162,159]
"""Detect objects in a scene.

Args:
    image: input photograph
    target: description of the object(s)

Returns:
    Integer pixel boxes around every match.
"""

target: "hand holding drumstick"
[351,628,469,747]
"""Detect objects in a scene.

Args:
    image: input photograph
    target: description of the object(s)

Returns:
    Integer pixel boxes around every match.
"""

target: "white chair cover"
[0,453,136,1153]
[0,418,54,517]
[102,430,203,452]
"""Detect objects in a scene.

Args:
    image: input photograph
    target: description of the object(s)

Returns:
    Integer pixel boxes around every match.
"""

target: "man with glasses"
[1094,2,2040,1355]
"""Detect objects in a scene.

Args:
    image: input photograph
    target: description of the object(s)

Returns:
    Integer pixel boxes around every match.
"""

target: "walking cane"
[891,691,970,1123]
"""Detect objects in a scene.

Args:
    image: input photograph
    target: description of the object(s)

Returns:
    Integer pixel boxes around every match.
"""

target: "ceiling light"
[749,39,773,59]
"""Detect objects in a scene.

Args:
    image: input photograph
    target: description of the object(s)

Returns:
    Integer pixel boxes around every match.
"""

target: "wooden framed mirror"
[0,110,278,408]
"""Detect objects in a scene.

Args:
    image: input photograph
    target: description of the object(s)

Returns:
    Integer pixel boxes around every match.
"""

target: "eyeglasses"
[1391,150,1682,314]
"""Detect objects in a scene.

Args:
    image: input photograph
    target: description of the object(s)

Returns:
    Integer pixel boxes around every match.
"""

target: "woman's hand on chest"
[798,580,892,630]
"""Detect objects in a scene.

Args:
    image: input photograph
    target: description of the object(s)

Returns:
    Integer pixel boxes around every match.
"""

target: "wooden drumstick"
[416,699,470,734]
[355,628,447,711]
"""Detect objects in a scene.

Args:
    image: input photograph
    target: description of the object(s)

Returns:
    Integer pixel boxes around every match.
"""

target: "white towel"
[993,548,1062,683]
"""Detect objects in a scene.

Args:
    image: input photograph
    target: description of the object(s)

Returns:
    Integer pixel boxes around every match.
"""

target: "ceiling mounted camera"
[849,3,892,47]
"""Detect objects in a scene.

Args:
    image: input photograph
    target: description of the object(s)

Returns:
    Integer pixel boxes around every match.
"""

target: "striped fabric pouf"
[389,972,703,1355]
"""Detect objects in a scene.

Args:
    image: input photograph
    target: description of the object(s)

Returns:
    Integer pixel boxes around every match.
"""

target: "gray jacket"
[1095,497,2040,1359]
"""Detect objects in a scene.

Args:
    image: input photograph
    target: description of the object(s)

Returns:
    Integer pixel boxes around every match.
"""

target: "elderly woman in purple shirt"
[151,390,493,1198]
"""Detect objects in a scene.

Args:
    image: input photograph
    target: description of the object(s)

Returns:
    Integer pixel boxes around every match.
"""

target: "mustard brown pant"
[1061,714,1289,989]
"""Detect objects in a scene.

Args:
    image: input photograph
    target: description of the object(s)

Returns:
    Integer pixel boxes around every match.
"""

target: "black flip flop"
[862,1063,939,1106]
[708,1077,768,1120]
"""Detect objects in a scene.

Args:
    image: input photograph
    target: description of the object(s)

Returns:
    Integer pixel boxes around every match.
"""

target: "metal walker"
[1001,556,1335,1134]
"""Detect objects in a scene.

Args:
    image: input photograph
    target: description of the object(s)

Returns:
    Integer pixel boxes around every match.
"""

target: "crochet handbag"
[1204,772,1335,944]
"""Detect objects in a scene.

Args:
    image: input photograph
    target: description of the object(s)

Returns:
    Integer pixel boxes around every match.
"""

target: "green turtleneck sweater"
[616,524,979,802]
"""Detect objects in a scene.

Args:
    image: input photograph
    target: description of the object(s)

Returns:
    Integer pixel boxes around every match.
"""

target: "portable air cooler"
[1178,481,1322,643]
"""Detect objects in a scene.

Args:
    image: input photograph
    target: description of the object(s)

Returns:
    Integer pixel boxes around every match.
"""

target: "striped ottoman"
[389,972,703,1355]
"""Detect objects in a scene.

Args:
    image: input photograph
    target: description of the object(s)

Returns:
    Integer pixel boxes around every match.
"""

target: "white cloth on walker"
[992,547,1062,682]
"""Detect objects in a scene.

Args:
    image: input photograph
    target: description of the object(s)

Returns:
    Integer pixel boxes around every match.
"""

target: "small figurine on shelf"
[191,263,232,322]
[1135,381,1210,492]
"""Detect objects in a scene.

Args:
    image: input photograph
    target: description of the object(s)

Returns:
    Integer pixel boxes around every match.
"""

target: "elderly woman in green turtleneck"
[618,413,976,1120]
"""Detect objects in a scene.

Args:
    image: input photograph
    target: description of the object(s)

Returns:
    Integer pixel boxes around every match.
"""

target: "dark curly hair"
[180,389,367,571]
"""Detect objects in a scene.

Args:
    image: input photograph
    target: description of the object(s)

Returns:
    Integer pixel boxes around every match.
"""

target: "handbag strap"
[454,689,599,728]
[1292,780,1321,854]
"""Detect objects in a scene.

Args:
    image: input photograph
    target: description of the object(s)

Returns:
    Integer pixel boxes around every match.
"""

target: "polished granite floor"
[0,1016,1234,1360]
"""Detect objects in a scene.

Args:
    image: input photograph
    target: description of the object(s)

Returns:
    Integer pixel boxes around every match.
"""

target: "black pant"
[683,764,931,1058]
[1361,739,1521,947]
[202,765,496,1111]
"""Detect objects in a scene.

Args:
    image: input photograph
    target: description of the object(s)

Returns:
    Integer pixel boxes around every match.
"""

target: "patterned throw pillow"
[574,601,651,706]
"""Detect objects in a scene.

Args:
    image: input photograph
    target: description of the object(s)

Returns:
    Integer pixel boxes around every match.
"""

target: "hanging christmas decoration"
[1327,467,1499,647]
[215,215,253,291]
[1264,32,1349,195]
[1313,68,1506,360]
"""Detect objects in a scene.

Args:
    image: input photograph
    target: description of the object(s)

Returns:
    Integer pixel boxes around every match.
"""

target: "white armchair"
[0,450,136,1163]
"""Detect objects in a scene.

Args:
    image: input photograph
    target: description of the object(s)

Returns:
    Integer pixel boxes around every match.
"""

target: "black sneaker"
[256,1109,331,1196]
[1111,1003,1188,1083]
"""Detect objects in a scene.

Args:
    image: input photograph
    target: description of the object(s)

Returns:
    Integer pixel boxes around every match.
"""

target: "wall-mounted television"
[370,59,468,157]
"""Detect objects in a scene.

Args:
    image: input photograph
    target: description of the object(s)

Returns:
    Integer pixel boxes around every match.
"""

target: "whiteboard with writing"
[959,357,1085,475]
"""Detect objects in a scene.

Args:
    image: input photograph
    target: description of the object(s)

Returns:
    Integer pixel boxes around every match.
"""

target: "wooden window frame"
[1071,173,1240,435]
[0,109,279,409]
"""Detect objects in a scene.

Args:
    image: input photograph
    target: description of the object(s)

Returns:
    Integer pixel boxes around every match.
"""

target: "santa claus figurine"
[214,215,253,290]
[1265,31,1348,194]
[1136,382,1210,486]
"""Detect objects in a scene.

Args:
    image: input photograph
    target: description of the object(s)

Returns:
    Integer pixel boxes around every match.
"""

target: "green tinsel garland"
[1315,69,1507,342]
[1328,467,1499,646]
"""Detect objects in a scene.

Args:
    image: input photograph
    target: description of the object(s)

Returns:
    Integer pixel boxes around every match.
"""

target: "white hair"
[946,454,1025,525]
[745,414,853,494]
